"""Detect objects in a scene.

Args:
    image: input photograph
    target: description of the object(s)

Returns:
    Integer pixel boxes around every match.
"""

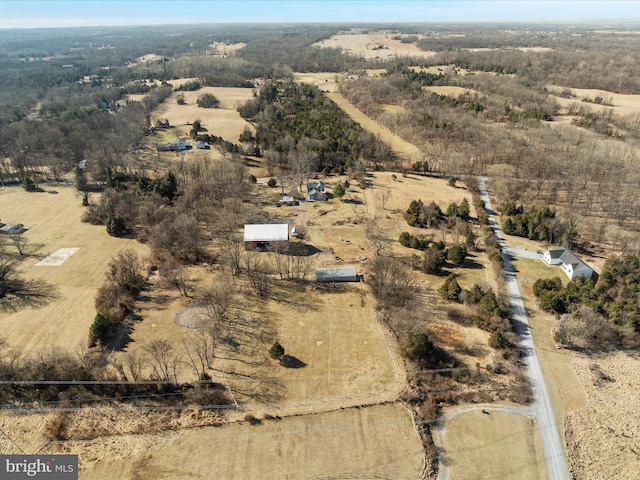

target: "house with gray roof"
[306,180,326,202]
[542,247,594,280]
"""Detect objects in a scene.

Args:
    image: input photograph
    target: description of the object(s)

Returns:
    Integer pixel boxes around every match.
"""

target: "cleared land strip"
[325,92,424,165]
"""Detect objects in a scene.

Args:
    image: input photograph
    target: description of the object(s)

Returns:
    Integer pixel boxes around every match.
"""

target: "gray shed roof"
[316,266,358,282]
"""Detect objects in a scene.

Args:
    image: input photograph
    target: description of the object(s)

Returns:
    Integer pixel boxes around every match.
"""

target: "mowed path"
[326,92,424,165]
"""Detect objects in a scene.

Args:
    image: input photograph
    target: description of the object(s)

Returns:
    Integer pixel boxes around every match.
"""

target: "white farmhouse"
[542,247,594,280]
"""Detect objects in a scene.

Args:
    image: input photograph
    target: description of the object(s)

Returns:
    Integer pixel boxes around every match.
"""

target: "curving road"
[478,177,570,480]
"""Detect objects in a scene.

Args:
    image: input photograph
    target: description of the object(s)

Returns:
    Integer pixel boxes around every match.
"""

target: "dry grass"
[565,352,640,480]
[326,92,424,165]
[314,32,437,60]
[151,86,255,143]
[547,84,640,116]
[205,279,402,413]
[0,186,149,353]
[441,408,547,480]
[72,403,424,480]
[293,71,340,92]
[425,85,482,97]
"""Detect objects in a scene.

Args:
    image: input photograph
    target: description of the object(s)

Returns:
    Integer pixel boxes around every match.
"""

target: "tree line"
[534,254,640,348]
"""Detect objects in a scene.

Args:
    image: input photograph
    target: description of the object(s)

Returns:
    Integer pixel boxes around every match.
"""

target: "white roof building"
[243,224,289,243]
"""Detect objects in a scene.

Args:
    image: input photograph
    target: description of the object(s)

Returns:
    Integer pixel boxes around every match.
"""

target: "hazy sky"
[2,1,640,28]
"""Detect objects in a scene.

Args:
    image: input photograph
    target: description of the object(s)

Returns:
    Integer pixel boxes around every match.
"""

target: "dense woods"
[239,80,394,173]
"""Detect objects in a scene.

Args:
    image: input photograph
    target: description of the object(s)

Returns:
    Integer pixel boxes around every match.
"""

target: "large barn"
[243,224,289,251]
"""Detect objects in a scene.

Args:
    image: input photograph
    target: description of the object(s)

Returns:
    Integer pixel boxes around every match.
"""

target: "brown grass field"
[68,403,423,480]
[564,352,640,480]
[326,92,424,165]
[436,407,547,480]
[425,86,483,98]
[314,31,437,60]
[0,185,149,353]
[152,86,255,143]
[546,85,640,116]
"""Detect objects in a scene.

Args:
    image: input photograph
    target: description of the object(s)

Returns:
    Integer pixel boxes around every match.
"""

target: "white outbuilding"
[243,224,289,251]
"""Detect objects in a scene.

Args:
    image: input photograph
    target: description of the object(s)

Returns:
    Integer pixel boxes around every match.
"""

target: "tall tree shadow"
[0,278,59,312]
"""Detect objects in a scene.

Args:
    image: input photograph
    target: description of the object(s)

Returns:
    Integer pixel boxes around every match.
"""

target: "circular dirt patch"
[173,304,213,328]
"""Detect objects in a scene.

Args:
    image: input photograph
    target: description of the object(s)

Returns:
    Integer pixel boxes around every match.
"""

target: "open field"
[565,352,640,480]
[152,86,255,143]
[547,85,640,116]
[63,403,423,480]
[434,405,547,480]
[293,68,400,93]
[120,274,403,412]
[425,86,482,98]
[0,185,149,353]
[314,32,437,60]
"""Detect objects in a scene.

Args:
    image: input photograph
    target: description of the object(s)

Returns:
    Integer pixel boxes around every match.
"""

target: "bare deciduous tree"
[365,217,390,256]
[144,339,179,382]
[182,327,216,380]
[8,231,27,256]
[369,255,417,309]
[274,243,313,281]
[244,252,271,297]
[198,276,233,324]
[378,187,392,211]
[106,249,146,295]
[123,350,144,381]
[159,257,191,297]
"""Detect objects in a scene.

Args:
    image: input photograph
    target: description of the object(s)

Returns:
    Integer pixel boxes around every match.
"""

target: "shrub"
[440,274,461,302]
[248,174,257,183]
[488,331,506,349]
[106,214,126,237]
[197,93,220,108]
[402,333,434,360]
[88,312,110,347]
[533,277,563,297]
[22,176,37,192]
[423,246,446,274]
[267,178,277,188]
[269,341,285,360]
[447,244,468,265]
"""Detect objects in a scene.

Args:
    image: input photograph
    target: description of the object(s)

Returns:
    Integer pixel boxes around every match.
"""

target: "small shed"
[316,266,358,283]
[279,195,297,206]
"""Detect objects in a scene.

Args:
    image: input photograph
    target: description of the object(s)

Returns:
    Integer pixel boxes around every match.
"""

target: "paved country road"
[478,177,570,480]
